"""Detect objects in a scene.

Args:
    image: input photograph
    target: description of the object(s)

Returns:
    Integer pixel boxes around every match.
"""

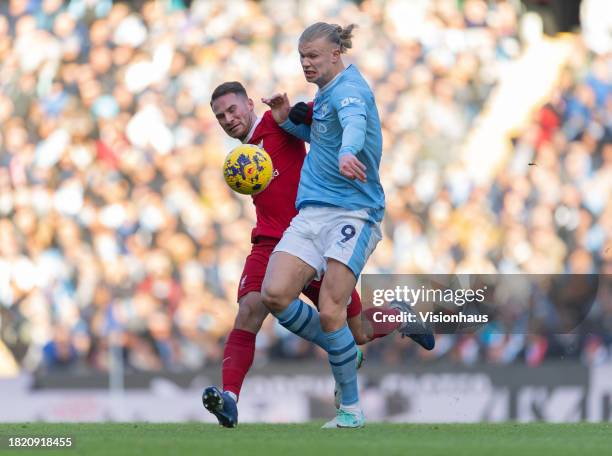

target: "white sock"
[340,402,361,414]
[226,391,238,402]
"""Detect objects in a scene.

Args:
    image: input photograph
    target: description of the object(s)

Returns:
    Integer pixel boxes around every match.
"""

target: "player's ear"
[247,97,255,111]
[331,46,341,63]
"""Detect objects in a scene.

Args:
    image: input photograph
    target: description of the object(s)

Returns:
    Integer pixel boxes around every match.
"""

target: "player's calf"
[334,347,364,409]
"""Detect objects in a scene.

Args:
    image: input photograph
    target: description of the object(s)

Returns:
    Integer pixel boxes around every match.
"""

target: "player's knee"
[319,306,344,332]
[234,292,269,332]
[260,282,287,314]
[235,301,267,332]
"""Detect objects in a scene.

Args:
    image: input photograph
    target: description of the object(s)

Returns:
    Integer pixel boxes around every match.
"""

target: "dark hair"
[210,81,248,105]
[299,22,357,53]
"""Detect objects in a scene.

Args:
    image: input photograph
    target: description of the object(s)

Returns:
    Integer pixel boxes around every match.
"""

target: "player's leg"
[354,298,436,349]
[261,251,315,314]
[346,289,371,345]
[222,291,268,399]
[318,261,361,395]
[333,296,366,410]
[384,300,435,350]
[261,251,336,350]
[318,261,356,331]
[303,283,365,409]
[261,211,335,351]
[203,239,273,427]
[347,313,370,345]
[318,260,366,428]
[333,288,401,344]
[320,210,382,428]
[203,291,268,428]
[303,282,369,345]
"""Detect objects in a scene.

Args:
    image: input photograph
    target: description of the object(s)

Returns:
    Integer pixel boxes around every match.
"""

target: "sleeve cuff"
[280,118,296,129]
[339,147,357,157]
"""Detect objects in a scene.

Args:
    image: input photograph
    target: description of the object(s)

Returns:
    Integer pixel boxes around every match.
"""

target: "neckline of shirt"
[317,64,354,96]
[242,115,263,143]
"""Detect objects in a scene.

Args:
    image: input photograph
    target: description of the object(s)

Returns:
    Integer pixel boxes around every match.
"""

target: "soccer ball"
[223,144,273,195]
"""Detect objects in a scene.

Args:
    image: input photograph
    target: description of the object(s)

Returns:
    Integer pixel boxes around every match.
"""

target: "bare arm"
[262,93,311,143]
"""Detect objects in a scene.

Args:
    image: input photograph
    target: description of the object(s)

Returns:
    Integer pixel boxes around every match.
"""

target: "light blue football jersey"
[281,64,385,222]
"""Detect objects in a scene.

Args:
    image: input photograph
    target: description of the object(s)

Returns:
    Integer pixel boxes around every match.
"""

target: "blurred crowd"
[0,0,609,375]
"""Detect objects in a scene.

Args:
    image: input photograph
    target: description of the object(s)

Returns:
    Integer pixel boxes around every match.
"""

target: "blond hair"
[299,22,357,53]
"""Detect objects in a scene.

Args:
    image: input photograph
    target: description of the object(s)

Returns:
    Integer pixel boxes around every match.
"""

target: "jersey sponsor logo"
[341,96,364,107]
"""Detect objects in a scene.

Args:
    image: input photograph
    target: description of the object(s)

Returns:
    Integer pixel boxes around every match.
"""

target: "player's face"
[299,37,341,87]
[211,93,255,140]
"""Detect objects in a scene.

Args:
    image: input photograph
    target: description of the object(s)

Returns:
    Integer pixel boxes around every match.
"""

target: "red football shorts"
[238,237,362,318]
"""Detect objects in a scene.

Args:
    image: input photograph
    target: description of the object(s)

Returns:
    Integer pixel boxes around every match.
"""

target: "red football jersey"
[244,110,306,241]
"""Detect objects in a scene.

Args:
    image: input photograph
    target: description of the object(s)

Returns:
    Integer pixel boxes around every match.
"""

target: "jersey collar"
[242,115,262,144]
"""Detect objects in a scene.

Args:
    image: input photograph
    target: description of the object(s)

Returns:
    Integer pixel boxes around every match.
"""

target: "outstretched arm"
[261,92,290,124]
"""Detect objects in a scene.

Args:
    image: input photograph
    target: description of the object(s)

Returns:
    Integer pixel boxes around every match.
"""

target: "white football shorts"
[273,205,382,280]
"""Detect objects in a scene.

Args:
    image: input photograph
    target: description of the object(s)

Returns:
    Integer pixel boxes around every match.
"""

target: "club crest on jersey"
[321,103,329,116]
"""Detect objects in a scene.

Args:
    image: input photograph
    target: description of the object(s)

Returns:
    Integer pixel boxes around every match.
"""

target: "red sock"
[222,329,256,399]
[363,307,401,340]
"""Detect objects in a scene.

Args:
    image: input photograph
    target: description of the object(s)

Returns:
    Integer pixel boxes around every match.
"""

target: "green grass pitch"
[1,423,611,456]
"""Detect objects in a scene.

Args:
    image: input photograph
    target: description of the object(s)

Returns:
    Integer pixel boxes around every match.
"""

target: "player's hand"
[339,153,367,182]
[288,102,310,125]
[261,93,290,125]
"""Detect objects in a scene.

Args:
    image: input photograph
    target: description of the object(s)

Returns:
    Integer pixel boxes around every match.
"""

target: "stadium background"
[0,0,610,423]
